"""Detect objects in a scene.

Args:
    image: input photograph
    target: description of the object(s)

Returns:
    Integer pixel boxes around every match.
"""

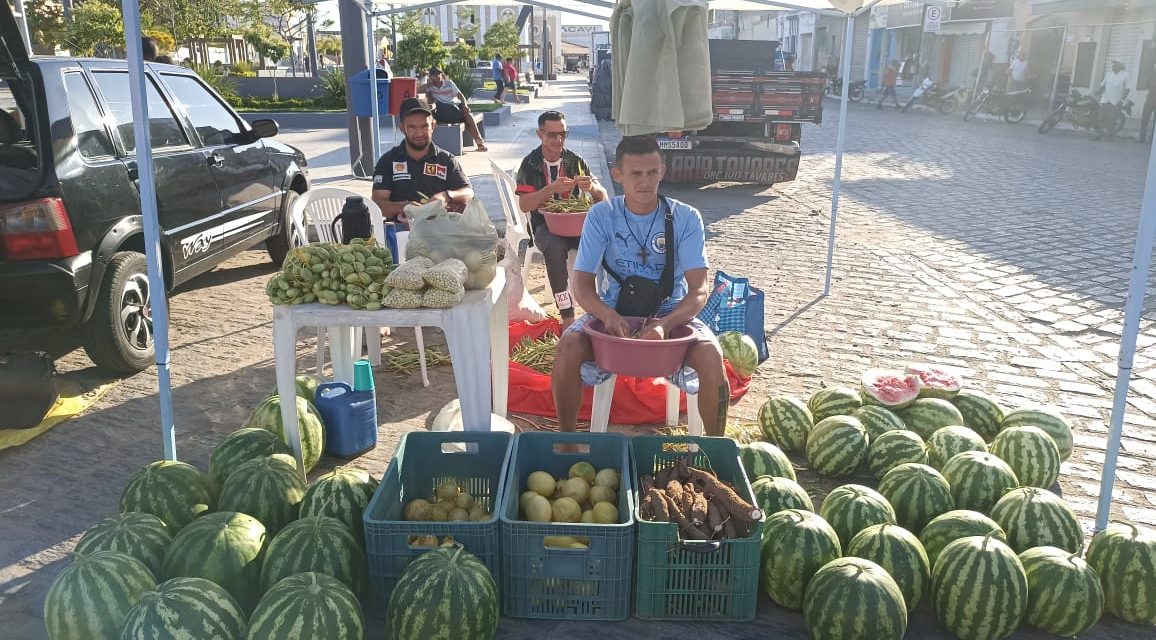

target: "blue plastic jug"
[313,381,378,457]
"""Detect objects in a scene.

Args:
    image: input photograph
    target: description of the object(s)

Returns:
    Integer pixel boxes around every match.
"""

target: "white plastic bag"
[501,245,547,323]
[430,399,516,452]
[406,199,498,290]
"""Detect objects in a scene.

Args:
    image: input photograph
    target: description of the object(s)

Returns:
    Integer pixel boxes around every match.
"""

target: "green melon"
[1001,406,1073,461]
[760,509,842,610]
[919,510,1007,569]
[1020,546,1104,637]
[808,386,862,423]
[294,374,324,405]
[260,515,368,595]
[216,453,307,537]
[897,398,965,440]
[989,425,1060,489]
[803,557,908,640]
[73,512,171,576]
[718,331,759,378]
[860,370,921,410]
[119,577,247,640]
[300,466,376,541]
[867,430,928,479]
[806,415,869,478]
[989,487,1083,554]
[940,451,1020,514]
[877,463,954,533]
[757,395,813,453]
[751,475,814,518]
[905,363,962,399]
[738,441,796,482]
[818,484,897,548]
[1085,522,1156,625]
[161,511,266,612]
[932,535,1028,640]
[387,546,499,640]
[43,550,156,640]
[852,405,907,440]
[925,425,987,470]
[119,460,214,532]
[244,394,325,473]
[209,428,292,492]
[248,572,365,640]
[951,389,1005,442]
[846,523,930,612]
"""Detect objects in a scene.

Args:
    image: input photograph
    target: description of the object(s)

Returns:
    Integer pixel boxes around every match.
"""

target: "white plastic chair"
[589,377,702,435]
[291,187,429,386]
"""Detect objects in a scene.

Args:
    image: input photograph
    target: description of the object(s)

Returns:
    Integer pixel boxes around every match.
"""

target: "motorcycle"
[1038,89,1133,138]
[963,85,1032,124]
[827,77,867,102]
[900,77,964,114]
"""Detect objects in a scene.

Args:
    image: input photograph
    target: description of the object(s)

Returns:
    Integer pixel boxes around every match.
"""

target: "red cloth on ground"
[506,319,751,425]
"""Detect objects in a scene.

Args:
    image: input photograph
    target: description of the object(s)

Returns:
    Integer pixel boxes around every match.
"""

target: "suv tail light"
[0,198,80,261]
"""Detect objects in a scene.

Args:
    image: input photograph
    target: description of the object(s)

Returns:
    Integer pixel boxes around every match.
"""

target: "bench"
[432,113,485,156]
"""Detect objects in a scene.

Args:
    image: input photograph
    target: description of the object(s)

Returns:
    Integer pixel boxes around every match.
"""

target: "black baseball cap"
[399,97,433,118]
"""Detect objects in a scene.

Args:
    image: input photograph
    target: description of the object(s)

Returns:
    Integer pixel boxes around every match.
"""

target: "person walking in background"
[1093,60,1129,141]
[504,57,519,102]
[1140,64,1156,143]
[491,53,506,104]
[878,60,900,109]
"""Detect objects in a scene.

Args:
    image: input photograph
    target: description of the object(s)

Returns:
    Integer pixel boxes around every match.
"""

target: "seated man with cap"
[420,67,487,152]
[371,97,474,229]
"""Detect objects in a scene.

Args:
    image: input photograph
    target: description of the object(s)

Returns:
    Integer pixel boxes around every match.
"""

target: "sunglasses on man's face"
[541,130,568,140]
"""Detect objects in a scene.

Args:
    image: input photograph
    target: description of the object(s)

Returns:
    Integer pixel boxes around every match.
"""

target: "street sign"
[924,6,942,34]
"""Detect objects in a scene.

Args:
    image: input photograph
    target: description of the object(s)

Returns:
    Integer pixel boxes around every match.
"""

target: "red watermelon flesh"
[862,370,922,409]
[906,364,962,399]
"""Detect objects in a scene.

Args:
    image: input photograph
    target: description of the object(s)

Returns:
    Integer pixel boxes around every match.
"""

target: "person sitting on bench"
[420,67,487,152]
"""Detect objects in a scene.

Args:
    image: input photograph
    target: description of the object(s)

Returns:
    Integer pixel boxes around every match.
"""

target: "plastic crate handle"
[679,540,721,554]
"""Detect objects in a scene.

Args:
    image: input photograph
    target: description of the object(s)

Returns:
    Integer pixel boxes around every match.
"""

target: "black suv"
[0,7,308,373]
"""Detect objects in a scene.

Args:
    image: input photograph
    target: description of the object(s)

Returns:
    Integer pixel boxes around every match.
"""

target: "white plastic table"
[272,270,509,477]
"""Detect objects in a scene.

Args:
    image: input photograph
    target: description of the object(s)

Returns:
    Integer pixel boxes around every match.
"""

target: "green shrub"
[317,67,347,108]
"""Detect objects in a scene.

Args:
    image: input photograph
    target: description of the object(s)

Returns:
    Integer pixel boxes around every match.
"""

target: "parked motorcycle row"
[1038,89,1134,138]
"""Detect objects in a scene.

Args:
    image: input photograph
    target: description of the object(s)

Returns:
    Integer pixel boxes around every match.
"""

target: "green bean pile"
[511,334,560,374]
[266,238,395,310]
[388,347,451,375]
[541,198,591,214]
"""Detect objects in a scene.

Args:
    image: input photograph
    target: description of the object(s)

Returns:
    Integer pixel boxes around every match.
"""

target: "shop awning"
[1029,0,1156,15]
[940,20,988,36]
[561,42,588,55]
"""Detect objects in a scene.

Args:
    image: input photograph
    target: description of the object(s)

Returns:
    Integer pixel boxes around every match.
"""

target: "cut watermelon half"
[861,370,922,409]
[906,364,962,399]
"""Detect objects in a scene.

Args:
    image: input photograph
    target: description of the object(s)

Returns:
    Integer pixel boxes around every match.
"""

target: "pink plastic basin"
[584,316,695,378]
[541,209,588,237]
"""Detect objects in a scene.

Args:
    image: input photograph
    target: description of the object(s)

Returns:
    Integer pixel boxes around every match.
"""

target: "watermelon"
[757,395,813,453]
[300,466,377,540]
[925,425,987,470]
[119,460,214,532]
[951,389,1005,442]
[294,374,323,404]
[989,487,1083,554]
[932,535,1028,640]
[806,415,869,478]
[738,441,796,482]
[244,394,325,473]
[919,510,1007,568]
[852,405,906,440]
[1001,406,1074,461]
[818,484,897,548]
[161,511,266,612]
[216,453,307,537]
[260,516,368,595]
[896,398,965,440]
[119,577,247,640]
[209,428,292,492]
[1085,522,1156,625]
[846,523,930,612]
[803,557,907,640]
[860,369,921,410]
[989,425,1060,489]
[387,546,499,640]
[877,463,954,532]
[249,572,365,640]
[940,451,1019,514]
[751,475,814,518]
[43,550,156,640]
[1020,546,1104,637]
[718,331,759,379]
[867,430,928,479]
[73,512,171,576]
[760,509,842,610]
[905,363,961,399]
[808,386,862,422]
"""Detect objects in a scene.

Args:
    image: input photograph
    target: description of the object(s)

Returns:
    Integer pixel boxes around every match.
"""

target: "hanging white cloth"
[611,0,713,136]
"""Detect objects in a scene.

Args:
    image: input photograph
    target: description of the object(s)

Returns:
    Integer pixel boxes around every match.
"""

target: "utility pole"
[306,10,320,77]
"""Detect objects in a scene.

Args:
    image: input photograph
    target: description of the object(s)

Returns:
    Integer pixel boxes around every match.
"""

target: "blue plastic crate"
[498,431,635,620]
[363,431,512,614]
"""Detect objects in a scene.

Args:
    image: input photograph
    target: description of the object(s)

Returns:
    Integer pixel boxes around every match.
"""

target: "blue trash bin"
[350,68,390,117]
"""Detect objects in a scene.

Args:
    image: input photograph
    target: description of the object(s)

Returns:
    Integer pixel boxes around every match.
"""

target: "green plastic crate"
[363,431,512,614]
[630,435,765,620]
[498,431,634,620]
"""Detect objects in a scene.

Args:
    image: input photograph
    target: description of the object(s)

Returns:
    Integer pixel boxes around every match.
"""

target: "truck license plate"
[719,114,745,121]
[658,139,692,150]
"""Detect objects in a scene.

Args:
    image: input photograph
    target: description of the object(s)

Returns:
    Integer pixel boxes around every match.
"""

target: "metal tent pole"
[367,8,382,163]
[1049,25,1068,109]
[823,13,855,297]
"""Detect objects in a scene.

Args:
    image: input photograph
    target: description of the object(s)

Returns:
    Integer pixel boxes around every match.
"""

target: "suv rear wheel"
[80,251,155,374]
[266,189,306,265]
